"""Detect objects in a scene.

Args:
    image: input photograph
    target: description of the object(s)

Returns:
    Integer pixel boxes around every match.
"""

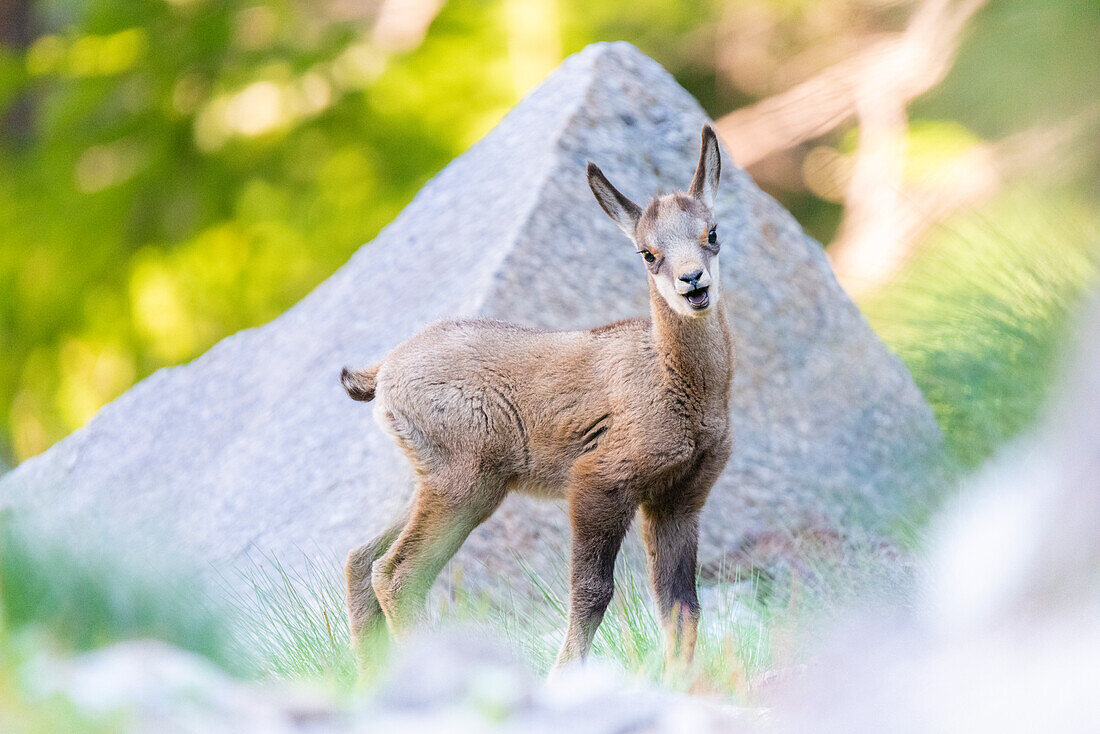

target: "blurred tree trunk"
[371,0,447,51]
[713,0,991,297]
[0,0,34,148]
[833,113,1097,293]
[827,82,908,297]
[715,0,987,170]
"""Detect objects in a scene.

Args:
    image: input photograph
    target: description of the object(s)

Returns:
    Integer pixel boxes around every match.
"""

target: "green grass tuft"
[218,549,360,689]
[212,538,908,703]
[865,187,1098,471]
[0,513,239,674]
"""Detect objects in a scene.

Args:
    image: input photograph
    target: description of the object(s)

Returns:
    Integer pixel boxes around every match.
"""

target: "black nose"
[679,269,703,286]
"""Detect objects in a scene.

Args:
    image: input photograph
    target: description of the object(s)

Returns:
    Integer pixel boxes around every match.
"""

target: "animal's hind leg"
[345,502,412,656]
[372,468,506,634]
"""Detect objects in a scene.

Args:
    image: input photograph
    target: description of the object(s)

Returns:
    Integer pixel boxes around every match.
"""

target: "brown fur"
[341,365,378,402]
[342,125,734,669]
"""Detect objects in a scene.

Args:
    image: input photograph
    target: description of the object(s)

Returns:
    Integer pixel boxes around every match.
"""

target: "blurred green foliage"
[0,0,1097,465]
[865,185,1099,469]
[0,0,499,460]
[0,512,239,670]
[0,0,725,463]
[915,0,1100,140]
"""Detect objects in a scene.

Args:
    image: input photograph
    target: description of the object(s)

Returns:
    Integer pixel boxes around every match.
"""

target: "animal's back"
[371,317,655,486]
[373,320,584,476]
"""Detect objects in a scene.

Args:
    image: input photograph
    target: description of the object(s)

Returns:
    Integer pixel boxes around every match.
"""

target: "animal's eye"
[708,227,717,245]
[640,250,656,263]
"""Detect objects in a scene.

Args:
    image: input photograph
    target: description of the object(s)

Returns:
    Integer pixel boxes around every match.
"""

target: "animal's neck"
[649,280,733,410]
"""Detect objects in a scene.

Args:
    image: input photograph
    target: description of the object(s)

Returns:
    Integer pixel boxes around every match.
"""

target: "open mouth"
[683,286,710,310]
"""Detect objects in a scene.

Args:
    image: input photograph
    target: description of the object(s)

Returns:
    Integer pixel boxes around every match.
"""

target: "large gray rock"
[0,42,939,602]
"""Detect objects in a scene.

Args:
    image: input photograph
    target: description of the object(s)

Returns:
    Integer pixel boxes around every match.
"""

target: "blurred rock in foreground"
[29,633,754,734]
[0,42,939,602]
[766,290,1100,733]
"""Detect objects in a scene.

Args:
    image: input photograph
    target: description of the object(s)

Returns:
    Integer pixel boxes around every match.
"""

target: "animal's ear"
[587,162,642,238]
[689,124,721,209]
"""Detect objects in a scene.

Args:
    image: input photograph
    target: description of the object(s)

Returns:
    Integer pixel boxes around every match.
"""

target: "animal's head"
[587,124,722,318]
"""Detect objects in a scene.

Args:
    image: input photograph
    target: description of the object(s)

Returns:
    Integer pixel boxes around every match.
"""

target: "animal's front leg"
[641,506,701,668]
[641,446,726,668]
[555,489,633,668]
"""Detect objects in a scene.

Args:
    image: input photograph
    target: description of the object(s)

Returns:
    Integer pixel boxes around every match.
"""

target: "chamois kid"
[342,125,734,668]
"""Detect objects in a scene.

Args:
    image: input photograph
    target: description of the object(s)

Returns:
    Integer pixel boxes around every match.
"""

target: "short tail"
[341,364,379,402]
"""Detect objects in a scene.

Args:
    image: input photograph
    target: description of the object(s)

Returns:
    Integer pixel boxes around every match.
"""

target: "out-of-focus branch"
[828,77,909,296]
[712,0,994,298]
[829,112,1097,296]
[370,0,447,51]
[714,0,987,169]
[323,0,447,51]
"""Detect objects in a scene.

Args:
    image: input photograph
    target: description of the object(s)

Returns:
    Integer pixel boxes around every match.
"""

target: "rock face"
[0,42,939,602]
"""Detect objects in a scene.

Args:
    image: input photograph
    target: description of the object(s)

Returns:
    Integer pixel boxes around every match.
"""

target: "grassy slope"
[1,186,1096,718]
[227,184,1097,697]
[864,187,1098,471]
[0,515,241,730]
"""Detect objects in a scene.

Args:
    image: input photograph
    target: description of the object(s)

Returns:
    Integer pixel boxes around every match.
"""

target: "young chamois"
[341,125,734,668]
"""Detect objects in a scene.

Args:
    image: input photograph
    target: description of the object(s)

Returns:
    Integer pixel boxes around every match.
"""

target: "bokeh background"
[1,0,1097,469]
